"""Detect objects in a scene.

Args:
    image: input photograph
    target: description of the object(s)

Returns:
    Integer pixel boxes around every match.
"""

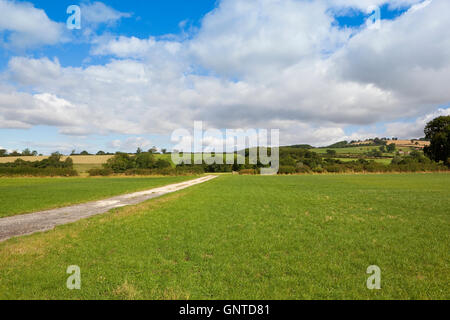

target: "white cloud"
[91,35,182,61]
[333,0,450,112]
[1,0,450,147]
[0,0,64,48]
[329,0,422,10]
[385,107,450,139]
[81,1,131,25]
[108,137,153,152]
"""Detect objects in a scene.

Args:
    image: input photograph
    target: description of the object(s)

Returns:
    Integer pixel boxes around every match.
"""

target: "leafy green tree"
[22,148,32,156]
[424,116,450,165]
[0,149,7,157]
[105,153,134,172]
[96,151,106,155]
[326,149,337,157]
[134,152,155,169]
[386,143,396,153]
[155,159,171,169]
[148,146,158,154]
[63,157,74,168]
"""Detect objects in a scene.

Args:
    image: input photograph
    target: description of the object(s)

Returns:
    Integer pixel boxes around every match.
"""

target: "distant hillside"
[286,144,314,149]
[325,141,349,148]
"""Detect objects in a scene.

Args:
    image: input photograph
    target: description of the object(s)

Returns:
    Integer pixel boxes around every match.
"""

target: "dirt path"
[0,175,217,242]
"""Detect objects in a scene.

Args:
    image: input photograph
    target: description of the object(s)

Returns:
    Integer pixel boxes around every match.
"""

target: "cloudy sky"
[0,0,449,154]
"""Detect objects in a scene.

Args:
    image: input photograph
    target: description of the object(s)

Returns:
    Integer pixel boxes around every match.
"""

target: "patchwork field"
[0,173,448,299]
[0,176,194,218]
[314,146,414,155]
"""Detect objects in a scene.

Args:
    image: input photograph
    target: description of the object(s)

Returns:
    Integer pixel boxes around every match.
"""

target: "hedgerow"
[0,153,78,177]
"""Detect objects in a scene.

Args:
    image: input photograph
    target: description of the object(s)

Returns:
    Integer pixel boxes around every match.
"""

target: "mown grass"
[0,176,195,218]
[0,173,449,299]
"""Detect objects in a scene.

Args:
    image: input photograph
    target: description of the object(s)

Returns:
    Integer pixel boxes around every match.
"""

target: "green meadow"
[0,176,194,218]
[0,173,449,299]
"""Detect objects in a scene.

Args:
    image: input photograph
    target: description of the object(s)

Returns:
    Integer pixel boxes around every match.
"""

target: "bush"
[0,154,77,177]
[88,168,114,176]
[279,166,297,174]
[105,153,134,172]
[239,169,257,175]
[324,164,345,173]
[176,165,205,175]
[295,166,311,174]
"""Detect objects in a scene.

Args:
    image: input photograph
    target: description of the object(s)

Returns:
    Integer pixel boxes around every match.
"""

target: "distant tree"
[386,143,396,153]
[47,152,63,166]
[105,153,134,172]
[31,150,38,156]
[161,148,167,154]
[155,158,171,169]
[80,151,90,155]
[10,150,21,156]
[96,151,106,155]
[326,149,337,157]
[0,149,7,157]
[134,152,155,169]
[373,137,387,146]
[71,149,77,155]
[424,116,450,166]
[136,147,143,154]
[148,146,158,154]
[22,148,32,156]
[367,149,382,157]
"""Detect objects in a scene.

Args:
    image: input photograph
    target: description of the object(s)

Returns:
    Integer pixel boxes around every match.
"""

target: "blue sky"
[0,0,449,154]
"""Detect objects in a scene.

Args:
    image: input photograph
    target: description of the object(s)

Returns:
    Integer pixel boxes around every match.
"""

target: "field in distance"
[0,147,410,174]
[0,173,448,299]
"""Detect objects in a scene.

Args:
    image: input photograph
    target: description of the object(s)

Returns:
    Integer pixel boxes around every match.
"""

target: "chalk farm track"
[0,175,217,242]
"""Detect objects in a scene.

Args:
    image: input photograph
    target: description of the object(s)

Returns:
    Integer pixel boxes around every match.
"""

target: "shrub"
[239,169,257,175]
[88,168,113,176]
[176,165,205,175]
[134,152,155,169]
[295,166,311,174]
[155,159,172,169]
[279,166,297,174]
[105,153,134,172]
[0,154,77,177]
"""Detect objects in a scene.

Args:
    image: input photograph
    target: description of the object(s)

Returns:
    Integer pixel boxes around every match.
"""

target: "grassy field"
[0,173,448,299]
[0,176,195,218]
[314,146,414,155]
